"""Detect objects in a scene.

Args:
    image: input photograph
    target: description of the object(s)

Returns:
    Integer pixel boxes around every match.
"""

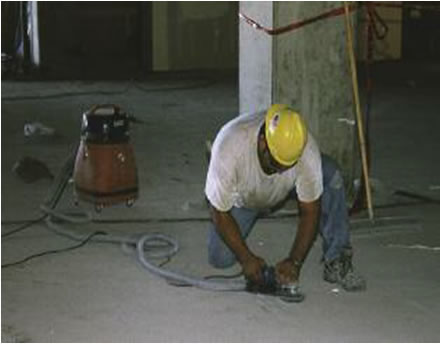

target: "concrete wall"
[239,1,357,188]
[152,2,238,71]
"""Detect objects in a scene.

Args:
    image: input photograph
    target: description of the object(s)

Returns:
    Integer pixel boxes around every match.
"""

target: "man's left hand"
[275,258,300,285]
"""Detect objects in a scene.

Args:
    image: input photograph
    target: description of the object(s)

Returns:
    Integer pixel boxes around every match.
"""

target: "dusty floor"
[1,61,439,342]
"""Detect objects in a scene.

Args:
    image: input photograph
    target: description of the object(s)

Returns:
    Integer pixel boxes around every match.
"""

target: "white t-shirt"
[205,111,323,212]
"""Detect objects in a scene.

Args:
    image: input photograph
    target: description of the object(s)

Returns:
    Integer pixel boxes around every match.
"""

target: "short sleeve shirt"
[205,111,323,212]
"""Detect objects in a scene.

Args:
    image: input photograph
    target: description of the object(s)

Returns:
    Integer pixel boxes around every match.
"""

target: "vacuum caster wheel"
[126,199,135,207]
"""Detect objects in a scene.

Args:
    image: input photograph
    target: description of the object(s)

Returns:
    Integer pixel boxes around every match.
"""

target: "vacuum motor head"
[81,104,130,144]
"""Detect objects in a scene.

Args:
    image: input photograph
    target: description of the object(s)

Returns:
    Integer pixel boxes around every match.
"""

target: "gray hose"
[40,145,246,292]
[136,234,245,291]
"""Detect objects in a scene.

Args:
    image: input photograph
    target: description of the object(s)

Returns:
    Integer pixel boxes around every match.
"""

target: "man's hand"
[241,254,266,285]
[275,258,300,285]
[278,198,319,286]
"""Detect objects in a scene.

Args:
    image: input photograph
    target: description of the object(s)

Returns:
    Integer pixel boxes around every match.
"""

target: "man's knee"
[207,227,237,269]
[208,250,236,269]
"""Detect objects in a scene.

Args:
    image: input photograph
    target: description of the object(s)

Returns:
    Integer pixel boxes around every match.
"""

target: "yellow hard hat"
[265,104,308,166]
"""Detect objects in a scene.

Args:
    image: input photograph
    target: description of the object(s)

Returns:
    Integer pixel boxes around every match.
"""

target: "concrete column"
[239,1,274,114]
[239,1,357,191]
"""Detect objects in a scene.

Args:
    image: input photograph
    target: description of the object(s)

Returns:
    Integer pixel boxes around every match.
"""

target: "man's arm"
[276,198,321,284]
[290,198,321,263]
[209,203,266,283]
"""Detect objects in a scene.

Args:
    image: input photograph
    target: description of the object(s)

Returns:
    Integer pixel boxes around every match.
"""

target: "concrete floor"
[2,61,439,342]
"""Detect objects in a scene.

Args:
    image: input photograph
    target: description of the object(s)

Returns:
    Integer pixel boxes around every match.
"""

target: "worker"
[205,104,366,293]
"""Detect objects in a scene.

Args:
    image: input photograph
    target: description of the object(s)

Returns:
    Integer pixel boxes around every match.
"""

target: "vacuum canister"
[73,104,138,210]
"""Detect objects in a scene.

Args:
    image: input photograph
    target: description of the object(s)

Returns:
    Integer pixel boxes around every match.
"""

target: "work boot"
[323,249,366,292]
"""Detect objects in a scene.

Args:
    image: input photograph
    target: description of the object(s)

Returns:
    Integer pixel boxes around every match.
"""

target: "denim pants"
[207,154,351,268]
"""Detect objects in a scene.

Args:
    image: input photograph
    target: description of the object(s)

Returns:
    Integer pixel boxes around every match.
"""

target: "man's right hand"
[241,254,266,285]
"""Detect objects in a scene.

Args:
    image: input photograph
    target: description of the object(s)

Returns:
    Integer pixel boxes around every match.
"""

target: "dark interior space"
[402,1,440,61]
[2,2,153,80]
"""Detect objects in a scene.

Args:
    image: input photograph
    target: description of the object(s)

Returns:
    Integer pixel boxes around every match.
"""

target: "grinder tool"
[245,265,305,303]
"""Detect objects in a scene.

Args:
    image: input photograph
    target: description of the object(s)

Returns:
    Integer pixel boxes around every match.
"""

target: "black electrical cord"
[1,230,107,269]
[167,271,244,288]
[93,217,211,224]
[204,271,243,280]
[1,214,48,238]
[2,192,437,231]
[2,219,40,225]
[2,145,78,238]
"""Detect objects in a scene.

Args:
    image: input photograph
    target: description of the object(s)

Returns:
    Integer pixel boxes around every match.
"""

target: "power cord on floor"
[1,144,246,291]
[204,271,244,280]
[1,230,107,269]
[1,215,48,238]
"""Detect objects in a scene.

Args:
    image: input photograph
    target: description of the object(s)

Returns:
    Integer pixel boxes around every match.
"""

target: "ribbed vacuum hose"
[40,145,246,292]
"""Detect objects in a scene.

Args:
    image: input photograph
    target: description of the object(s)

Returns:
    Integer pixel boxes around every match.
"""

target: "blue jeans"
[207,154,352,268]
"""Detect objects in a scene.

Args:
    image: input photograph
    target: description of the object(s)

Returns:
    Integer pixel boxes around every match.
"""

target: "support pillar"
[239,1,357,192]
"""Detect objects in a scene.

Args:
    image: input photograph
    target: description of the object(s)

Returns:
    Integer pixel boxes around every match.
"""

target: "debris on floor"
[12,156,54,183]
[24,122,56,137]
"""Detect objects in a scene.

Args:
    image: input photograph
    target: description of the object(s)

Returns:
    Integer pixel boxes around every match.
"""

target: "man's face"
[258,132,295,175]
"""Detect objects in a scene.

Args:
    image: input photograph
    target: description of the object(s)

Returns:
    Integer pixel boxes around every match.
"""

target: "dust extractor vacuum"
[73,104,138,211]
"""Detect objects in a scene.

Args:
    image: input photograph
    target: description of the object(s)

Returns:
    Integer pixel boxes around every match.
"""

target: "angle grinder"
[245,265,305,303]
